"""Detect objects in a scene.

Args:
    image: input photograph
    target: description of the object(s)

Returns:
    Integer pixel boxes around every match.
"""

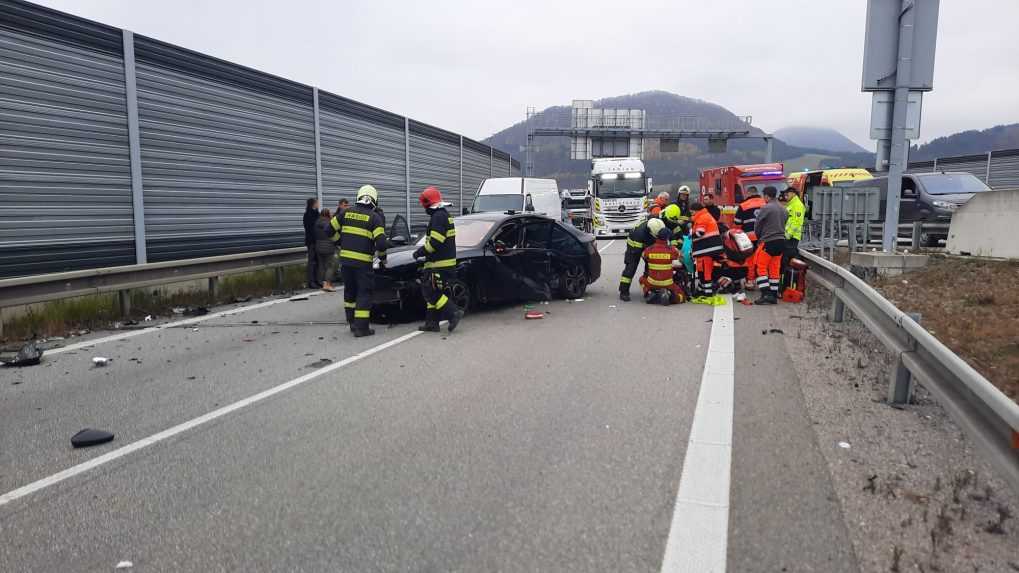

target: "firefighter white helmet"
[356,184,378,207]
[647,217,666,239]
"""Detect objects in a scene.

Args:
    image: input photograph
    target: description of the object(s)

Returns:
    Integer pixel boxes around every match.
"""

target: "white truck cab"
[590,157,651,237]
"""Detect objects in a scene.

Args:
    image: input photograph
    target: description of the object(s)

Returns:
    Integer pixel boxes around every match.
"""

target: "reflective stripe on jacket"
[420,207,456,270]
[331,204,387,268]
[642,240,679,287]
[734,196,765,236]
[691,209,723,257]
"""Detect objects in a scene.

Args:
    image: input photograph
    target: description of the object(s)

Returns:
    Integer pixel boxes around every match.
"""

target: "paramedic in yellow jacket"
[781,188,806,269]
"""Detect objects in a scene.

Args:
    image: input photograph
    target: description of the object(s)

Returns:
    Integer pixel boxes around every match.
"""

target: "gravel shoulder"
[778,287,1019,573]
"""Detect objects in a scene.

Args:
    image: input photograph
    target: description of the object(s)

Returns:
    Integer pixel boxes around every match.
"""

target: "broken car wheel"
[559,265,587,299]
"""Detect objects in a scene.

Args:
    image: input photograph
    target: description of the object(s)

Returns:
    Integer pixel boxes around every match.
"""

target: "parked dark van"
[845,171,992,245]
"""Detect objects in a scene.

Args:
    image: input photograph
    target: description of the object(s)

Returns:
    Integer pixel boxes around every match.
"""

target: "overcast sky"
[35,0,1019,149]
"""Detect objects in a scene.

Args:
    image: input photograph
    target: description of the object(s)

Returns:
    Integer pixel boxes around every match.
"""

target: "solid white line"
[660,300,735,573]
[598,239,616,254]
[0,328,420,509]
[47,290,331,356]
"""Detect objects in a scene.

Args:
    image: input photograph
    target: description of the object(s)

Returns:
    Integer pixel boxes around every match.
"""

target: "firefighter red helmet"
[419,186,442,209]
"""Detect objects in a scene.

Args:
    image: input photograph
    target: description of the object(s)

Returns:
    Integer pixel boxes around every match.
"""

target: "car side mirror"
[462,207,470,215]
[390,235,407,246]
[524,195,535,212]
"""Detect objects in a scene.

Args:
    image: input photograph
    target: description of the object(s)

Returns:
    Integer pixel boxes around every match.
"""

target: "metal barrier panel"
[133,37,316,261]
[318,93,407,219]
[934,154,989,182]
[492,150,511,177]
[409,122,460,232]
[510,159,521,177]
[0,10,134,277]
[990,149,1019,189]
[462,139,491,211]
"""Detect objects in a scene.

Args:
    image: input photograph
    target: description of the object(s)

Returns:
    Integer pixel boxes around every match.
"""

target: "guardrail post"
[274,267,285,292]
[208,276,220,299]
[888,312,921,404]
[911,221,922,250]
[888,353,914,404]
[118,290,132,317]
[829,291,845,323]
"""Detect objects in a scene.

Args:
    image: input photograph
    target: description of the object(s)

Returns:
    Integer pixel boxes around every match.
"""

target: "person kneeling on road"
[619,204,684,301]
[639,220,686,306]
[413,186,463,333]
[331,185,387,337]
[753,186,788,305]
[690,201,724,296]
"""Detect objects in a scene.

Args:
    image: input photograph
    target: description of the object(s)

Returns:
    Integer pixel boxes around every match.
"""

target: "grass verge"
[874,255,1019,402]
[1,265,306,344]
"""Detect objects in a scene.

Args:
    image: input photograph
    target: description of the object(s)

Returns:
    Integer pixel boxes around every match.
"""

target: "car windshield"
[595,176,645,199]
[916,173,991,195]
[415,219,495,248]
[473,194,523,213]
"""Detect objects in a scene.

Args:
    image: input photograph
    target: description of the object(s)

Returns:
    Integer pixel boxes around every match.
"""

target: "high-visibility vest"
[690,209,723,257]
[734,195,766,238]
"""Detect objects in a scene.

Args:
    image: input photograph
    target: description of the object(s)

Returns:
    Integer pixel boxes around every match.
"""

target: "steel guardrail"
[0,247,305,310]
[801,248,1019,492]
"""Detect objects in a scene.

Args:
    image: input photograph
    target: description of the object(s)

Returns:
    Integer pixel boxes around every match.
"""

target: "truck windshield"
[596,177,645,199]
[916,173,991,195]
[473,194,523,213]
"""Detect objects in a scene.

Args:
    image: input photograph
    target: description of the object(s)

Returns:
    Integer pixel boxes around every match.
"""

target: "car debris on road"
[1,342,44,367]
[70,428,115,448]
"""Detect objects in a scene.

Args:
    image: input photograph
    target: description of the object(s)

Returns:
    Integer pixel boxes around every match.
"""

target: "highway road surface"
[1,240,859,572]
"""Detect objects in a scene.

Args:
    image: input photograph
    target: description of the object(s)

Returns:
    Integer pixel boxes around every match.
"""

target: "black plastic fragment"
[71,428,115,448]
[2,342,43,367]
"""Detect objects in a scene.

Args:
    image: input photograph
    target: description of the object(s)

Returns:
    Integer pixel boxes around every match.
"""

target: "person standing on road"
[753,186,789,305]
[690,201,724,296]
[413,186,463,333]
[734,186,766,286]
[702,192,723,225]
[303,197,321,289]
[313,209,337,292]
[673,186,692,230]
[337,197,350,214]
[619,207,684,302]
[330,185,387,337]
[649,192,670,218]
[781,188,806,269]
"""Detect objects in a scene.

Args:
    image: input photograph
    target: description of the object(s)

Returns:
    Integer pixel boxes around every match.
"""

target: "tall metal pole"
[881,0,915,253]
[312,88,323,205]
[459,136,464,210]
[404,117,411,222]
[122,30,147,264]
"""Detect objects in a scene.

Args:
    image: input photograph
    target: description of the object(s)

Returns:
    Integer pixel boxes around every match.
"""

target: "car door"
[488,218,553,301]
[479,219,527,301]
[899,176,920,222]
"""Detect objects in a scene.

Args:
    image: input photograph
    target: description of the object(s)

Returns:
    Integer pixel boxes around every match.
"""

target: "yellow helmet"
[662,203,681,224]
[356,184,378,207]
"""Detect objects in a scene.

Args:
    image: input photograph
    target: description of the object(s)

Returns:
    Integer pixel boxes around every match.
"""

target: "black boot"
[755,291,776,305]
[353,327,376,337]
[442,302,463,333]
[418,310,440,332]
[619,290,631,302]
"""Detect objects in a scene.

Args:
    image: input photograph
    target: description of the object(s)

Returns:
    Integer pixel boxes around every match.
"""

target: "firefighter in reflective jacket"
[639,220,686,305]
[413,186,463,333]
[619,206,683,301]
[690,201,724,296]
[330,185,387,337]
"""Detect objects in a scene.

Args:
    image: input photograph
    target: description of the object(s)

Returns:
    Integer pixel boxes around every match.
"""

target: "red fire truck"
[698,163,787,226]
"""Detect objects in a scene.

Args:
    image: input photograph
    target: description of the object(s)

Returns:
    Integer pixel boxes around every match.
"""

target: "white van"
[468,177,563,221]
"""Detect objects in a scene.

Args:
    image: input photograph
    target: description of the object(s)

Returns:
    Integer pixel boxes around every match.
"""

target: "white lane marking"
[598,239,616,254]
[47,290,331,356]
[0,329,421,508]
[660,300,735,573]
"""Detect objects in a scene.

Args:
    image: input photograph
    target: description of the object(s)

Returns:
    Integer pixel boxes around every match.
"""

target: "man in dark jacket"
[303,197,320,289]
[413,186,462,333]
[329,185,387,337]
[753,186,789,305]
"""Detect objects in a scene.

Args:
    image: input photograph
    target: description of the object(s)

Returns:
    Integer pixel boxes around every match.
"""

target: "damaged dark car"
[373,212,601,318]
